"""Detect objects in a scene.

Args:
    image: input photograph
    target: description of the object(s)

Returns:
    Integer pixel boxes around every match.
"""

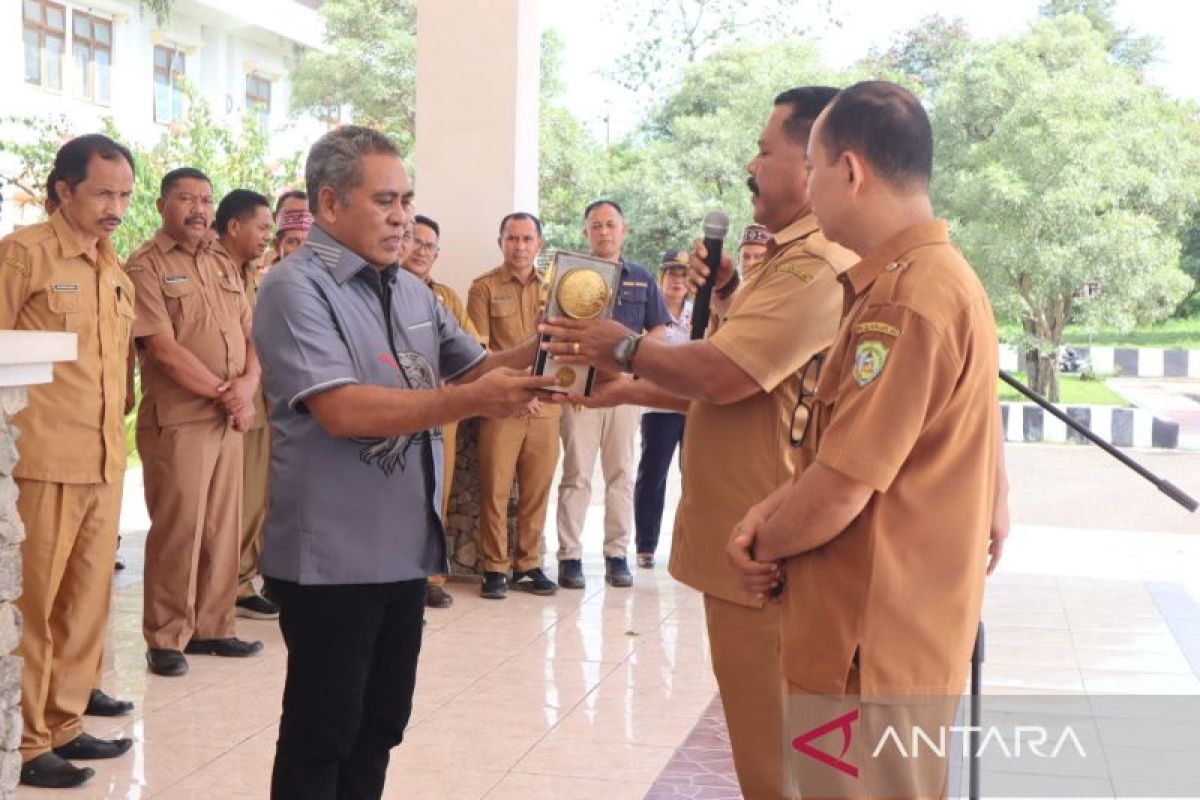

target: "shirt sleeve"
[709,260,842,393]
[251,273,359,410]
[434,293,486,381]
[642,273,672,331]
[125,256,174,339]
[815,306,958,493]
[0,239,32,330]
[466,281,490,348]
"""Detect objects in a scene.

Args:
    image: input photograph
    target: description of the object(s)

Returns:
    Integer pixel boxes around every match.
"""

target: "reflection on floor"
[23,454,1200,798]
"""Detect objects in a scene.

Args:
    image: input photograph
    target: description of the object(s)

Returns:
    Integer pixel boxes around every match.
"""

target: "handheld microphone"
[689,210,730,340]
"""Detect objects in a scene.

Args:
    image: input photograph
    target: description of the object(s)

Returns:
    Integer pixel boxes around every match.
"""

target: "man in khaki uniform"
[127,167,264,677]
[401,213,479,608]
[212,189,278,620]
[467,213,560,600]
[1,135,136,789]
[538,87,851,800]
[730,81,1008,798]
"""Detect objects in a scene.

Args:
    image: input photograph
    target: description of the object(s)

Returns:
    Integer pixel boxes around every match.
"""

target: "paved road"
[1006,443,1199,535]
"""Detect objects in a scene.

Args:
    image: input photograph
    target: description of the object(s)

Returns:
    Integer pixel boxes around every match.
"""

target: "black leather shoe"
[480,571,507,600]
[605,556,633,588]
[146,648,189,676]
[425,584,454,608]
[558,559,585,590]
[184,637,264,657]
[512,568,558,596]
[235,593,280,620]
[19,753,94,788]
[53,732,133,761]
[85,688,134,717]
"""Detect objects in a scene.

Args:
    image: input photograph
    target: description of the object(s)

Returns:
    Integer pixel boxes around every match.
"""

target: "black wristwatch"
[613,333,646,373]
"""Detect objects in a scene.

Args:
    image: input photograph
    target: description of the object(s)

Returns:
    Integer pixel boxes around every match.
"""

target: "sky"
[540,0,1200,139]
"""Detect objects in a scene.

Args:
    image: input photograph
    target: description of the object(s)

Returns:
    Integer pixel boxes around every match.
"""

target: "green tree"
[604,0,831,100]
[860,14,972,96]
[932,15,1199,399]
[1039,0,1159,70]
[289,0,417,150]
[1,84,301,259]
[607,40,838,267]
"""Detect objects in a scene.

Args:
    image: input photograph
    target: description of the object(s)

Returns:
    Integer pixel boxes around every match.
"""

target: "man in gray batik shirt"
[253,126,553,800]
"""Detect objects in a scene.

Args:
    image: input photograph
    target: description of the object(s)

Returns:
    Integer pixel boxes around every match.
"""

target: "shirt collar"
[210,239,252,271]
[152,228,213,257]
[843,219,950,297]
[500,264,541,285]
[767,213,820,251]
[49,209,113,265]
[306,224,374,286]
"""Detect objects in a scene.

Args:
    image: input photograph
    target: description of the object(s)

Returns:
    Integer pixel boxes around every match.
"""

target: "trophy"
[533,251,622,395]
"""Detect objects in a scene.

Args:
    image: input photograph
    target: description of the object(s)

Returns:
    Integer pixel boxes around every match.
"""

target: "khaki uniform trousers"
[555,404,639,561]
[15,479,123,760]
[238,424,270,599]
[704,594,793,800]
[428,420,459,588]
[478,415,559,573]
[138,417,242,651]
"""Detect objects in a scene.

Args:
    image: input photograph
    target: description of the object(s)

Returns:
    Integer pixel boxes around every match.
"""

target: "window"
[153,45,186,124]
[72,11,112,103]
[246,74,271,129]
[23,0,67,91]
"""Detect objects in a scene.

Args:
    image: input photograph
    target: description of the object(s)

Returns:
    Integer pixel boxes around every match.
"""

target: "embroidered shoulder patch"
[853,321,900,337]
[3,246,30,278]
[853,341,889,387]
[778,263,814,284]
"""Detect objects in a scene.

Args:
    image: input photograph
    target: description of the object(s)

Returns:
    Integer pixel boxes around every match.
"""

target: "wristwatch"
[613,333,646,373]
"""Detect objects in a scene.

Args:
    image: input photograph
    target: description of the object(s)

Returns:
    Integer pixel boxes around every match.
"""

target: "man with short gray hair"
[253,125,554,800]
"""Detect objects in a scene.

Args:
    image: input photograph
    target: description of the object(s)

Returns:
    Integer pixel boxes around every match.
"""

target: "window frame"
[71,10,113,104]
[22,0,68,92]
[245,73,272,129]
[152,44,187,125]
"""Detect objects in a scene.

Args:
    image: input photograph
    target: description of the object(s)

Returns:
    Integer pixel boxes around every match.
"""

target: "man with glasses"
[538,87,856,799]
[401,213,478,608]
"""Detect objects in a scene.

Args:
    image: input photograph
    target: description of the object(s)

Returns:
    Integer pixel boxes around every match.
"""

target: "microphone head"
[702,210,730,240]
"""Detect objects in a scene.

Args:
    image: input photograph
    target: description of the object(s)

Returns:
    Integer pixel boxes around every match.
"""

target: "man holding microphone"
[538,86,855,799]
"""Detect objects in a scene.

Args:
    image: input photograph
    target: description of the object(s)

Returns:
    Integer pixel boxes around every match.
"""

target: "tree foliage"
[1,85,301,259]
[932,14,1199,398]
[860,14,971,96]
[1039,0,1160,70]
[289,0,418,150]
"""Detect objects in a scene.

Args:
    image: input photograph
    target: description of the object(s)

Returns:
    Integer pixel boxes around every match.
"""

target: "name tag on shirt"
[407,321,433,332]
[50,283,79,292]
[164,275,191,284]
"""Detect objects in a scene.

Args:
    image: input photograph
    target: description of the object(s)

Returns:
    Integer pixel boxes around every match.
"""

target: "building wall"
[0,0,328,233]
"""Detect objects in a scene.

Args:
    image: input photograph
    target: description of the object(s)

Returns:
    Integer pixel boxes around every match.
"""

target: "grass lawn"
[998,372,1131,406]
[997,317,1200,350]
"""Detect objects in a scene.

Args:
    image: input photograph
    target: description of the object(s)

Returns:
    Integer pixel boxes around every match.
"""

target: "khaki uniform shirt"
[467,265,559,418]
[669,215,856,606]
[426,278,479,342]
[0,212,133,484]
[212,240,267,430]
[126,231,251,428]
[781,220,999,696]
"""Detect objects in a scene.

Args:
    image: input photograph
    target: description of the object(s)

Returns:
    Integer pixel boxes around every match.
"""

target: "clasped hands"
[725,505,785,602]
[215,375,257,432]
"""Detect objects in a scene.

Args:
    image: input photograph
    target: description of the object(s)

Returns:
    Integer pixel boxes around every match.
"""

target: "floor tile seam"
[143,720,276,799]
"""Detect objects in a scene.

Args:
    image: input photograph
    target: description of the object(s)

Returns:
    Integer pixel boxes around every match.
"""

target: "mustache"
[185,215,207,226]
[746,176,760,196]
[99,216,122,226]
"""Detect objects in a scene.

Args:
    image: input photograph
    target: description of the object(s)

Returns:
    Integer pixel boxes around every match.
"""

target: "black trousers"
[265,576,426,800]
[633,412,686,555]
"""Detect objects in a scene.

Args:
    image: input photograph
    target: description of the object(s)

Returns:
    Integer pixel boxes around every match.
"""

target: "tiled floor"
[20,443,1200,798]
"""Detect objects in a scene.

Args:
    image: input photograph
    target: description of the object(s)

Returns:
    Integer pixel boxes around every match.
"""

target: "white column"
[414,0,540,298]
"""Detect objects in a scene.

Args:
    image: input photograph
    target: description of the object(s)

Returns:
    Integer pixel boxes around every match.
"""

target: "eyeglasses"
[789,353,825,448]
[412,239,438,254]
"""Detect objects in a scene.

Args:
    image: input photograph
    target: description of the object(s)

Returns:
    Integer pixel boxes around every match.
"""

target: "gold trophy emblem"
[555,366,576,387]
[556,269,610,319]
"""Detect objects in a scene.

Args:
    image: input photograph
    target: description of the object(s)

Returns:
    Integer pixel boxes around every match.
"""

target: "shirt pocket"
[489,296,522,345]
[113,287,136,345]
[161,278,202,328]
[46,286,84,332]
[616,284,648,321]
